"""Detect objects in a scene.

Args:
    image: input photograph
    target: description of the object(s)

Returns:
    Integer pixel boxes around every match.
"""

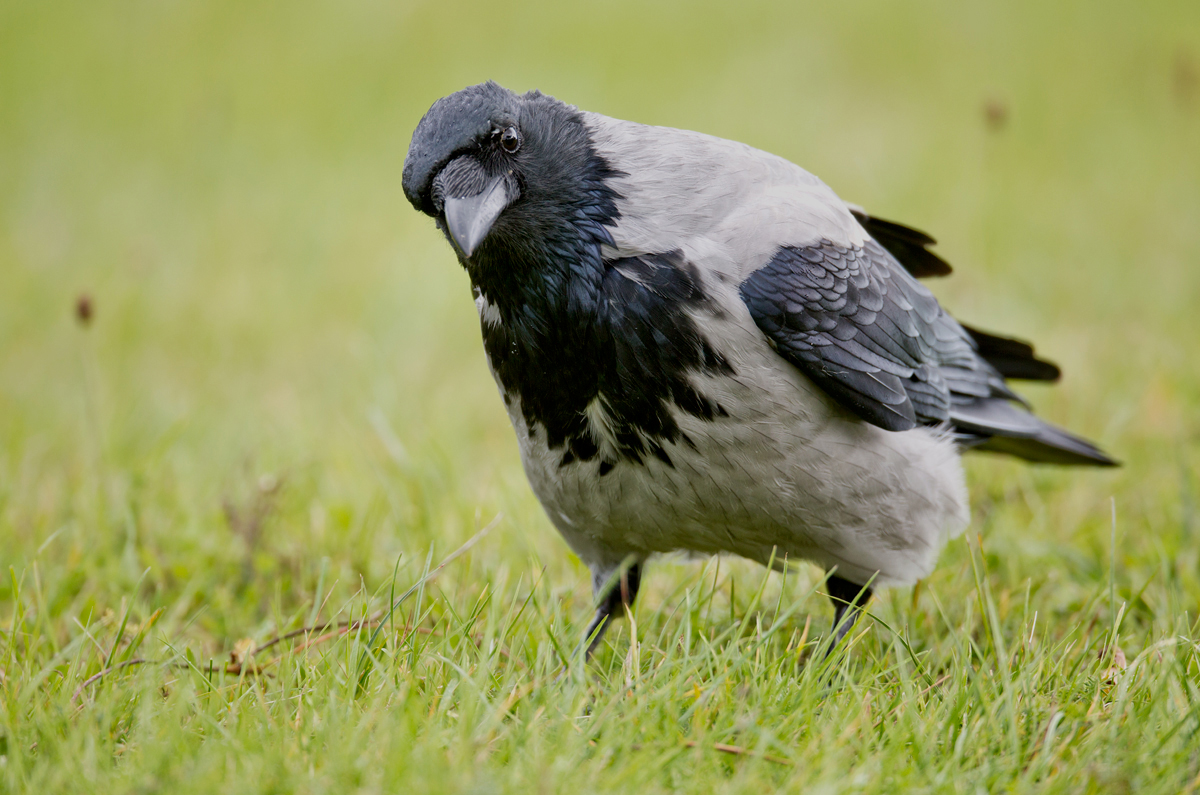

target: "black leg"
[582,561,643,657]
[825,574,873,656]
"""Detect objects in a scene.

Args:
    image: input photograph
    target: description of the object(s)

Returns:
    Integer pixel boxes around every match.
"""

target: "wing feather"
[740,240,1007,432]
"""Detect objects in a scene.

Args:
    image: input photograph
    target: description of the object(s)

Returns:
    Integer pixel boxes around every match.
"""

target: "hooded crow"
[401,82,1117,655]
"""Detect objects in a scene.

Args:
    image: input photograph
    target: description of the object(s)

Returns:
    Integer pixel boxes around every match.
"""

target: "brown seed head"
[1174,48,1197,106]
[983,97,1009,131]
[75,294,93,326]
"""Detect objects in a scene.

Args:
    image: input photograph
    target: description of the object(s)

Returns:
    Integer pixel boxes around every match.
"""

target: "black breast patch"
[480,250,732,472]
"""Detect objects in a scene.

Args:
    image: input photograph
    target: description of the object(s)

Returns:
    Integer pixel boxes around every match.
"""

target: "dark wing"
[739,239,996,431]
[739,239,1116,465]
[849,209,952,278]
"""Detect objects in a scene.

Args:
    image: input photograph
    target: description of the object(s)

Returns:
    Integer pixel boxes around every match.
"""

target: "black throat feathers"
[476,248,733,474]
[462,110,731,473]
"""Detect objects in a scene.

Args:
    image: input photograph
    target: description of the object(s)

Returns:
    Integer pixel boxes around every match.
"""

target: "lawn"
[2,0,1199,791]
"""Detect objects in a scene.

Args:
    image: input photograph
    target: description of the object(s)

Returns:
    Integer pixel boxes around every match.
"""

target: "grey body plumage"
[401,82,1116,655]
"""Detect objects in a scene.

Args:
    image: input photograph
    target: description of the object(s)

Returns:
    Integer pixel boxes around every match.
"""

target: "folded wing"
[739,235,1115,466]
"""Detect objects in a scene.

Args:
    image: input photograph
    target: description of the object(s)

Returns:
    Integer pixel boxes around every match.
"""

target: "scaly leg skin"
[825,574,874,657]
[581,561,643,658]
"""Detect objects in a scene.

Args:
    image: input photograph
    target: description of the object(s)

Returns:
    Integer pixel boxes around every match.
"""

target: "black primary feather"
[851,210,1063,383]
[850,210,953,278]
[959,324,1062,382]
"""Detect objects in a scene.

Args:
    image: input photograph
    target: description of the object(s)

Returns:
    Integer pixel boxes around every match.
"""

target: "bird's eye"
[500,126,521,153]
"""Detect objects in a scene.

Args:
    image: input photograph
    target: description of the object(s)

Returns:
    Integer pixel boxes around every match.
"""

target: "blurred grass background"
[2,0,1199,792]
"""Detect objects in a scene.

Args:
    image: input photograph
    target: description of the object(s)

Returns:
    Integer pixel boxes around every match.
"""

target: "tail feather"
[951,398,1118,467]
[849,207,1117,468]
[972,418,1119,467]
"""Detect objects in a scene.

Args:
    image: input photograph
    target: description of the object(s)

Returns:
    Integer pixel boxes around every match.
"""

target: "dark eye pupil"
[500,127,520,153]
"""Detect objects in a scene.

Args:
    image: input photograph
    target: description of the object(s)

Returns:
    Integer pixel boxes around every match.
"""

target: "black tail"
[856,210,1118,468]
[972,419,1119,467]
[953,398,1118,467]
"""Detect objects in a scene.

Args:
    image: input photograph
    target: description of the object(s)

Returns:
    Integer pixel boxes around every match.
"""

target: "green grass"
[3,0,1200,791]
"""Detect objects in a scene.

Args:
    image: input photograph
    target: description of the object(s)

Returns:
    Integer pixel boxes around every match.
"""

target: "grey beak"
[444,176,511,258]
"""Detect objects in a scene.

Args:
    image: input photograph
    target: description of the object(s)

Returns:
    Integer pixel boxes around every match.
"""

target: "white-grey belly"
[490,313,970,589]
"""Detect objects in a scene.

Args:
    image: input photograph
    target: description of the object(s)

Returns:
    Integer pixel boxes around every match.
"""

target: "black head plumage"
[401,82,621,277]
[402,82,521,216]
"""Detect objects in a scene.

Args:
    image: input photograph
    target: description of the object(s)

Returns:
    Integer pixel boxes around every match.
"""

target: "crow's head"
[402,82,619,266]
